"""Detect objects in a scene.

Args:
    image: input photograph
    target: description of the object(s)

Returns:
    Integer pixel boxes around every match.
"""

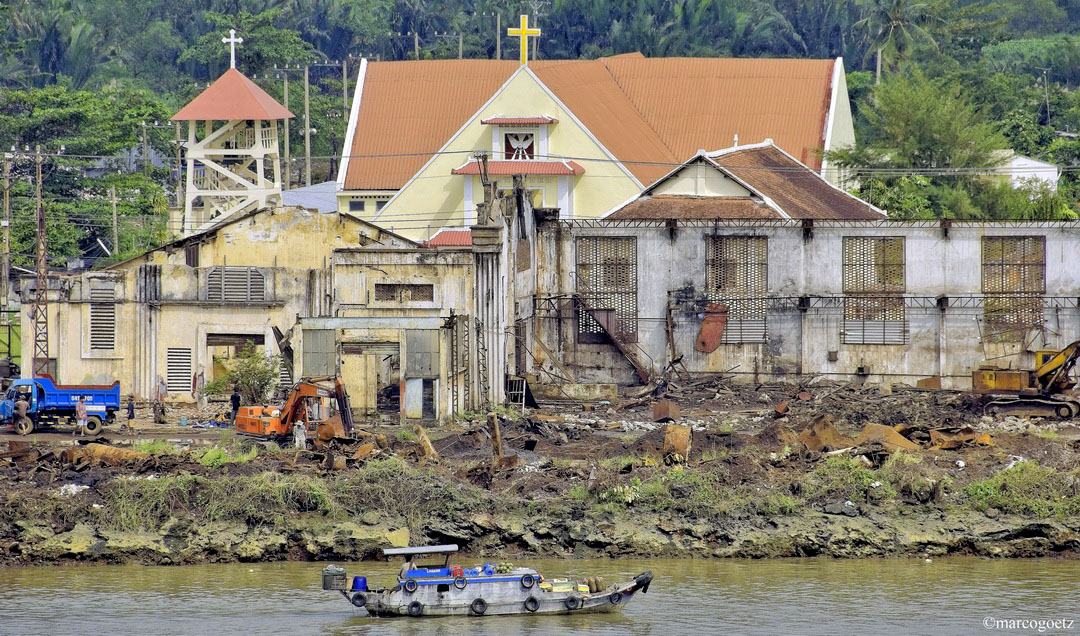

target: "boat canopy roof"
[383,544,459,557]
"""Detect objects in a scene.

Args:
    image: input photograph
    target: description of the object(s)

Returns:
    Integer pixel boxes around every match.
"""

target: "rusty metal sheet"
[661,424,691,462]
[853,423,921,452]
[652,400,680,422]
[694,303,728,353]
[797,414,854,452]
[929,427,993,450]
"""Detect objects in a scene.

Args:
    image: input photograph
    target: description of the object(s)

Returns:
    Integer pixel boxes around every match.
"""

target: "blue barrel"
[351,576,367,592]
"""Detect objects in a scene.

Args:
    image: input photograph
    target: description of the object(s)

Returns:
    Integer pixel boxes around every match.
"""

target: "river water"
[1,558,1077,635]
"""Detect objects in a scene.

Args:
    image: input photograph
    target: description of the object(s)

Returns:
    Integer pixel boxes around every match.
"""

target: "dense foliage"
[3,0,1080,266]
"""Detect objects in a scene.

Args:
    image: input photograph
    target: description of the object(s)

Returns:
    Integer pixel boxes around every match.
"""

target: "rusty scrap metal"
[694,303,728,353]
[852,423,921,452]
[929,427,993,450]
[798,415,854,452]
[661,423,691,464]
[652,400,680,423]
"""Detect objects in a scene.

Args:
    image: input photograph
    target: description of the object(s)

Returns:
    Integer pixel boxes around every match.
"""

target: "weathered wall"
[534,220,1080,388]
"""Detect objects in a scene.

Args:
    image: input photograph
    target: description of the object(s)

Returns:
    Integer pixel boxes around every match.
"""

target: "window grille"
[374,283,435,303]
[89,287,116,350]
[166,348,192,393]
[982,236,1045,341]
[206,267,266,302]
[705,236,767,343]
[842,237,907,344]
[576,237,637,343]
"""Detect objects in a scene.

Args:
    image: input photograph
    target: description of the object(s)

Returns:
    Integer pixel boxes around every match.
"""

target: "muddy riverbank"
[2,381,1079,566]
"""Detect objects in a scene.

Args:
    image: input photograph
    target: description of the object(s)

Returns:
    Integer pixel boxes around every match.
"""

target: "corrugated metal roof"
[480,116,558,125]
[450,160,584,175]
[172,69,294,121]
[710,145,883,220]
[424,229,472,247]
[608,196,778,220]
[343,56,838,191]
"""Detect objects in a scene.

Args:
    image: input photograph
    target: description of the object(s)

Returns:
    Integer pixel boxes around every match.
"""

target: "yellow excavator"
[973,341,1080,419]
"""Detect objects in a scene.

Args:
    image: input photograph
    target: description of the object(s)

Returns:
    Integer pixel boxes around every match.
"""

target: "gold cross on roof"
[507,15,541,66]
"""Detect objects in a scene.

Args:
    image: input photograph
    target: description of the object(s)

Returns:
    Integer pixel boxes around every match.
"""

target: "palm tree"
[855,0,941,83]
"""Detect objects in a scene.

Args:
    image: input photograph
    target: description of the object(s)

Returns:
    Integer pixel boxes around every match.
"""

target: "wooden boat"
[321,545,653,617]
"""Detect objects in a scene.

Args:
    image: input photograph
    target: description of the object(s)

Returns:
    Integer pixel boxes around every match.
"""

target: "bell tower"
[171,32,293,235]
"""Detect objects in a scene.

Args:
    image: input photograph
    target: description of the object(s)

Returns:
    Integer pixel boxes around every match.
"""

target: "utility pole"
[281,68,291,190]
[529,1,550,61]
[342,57,349,118]
[304,63,312,187]
[2,151,10,309]
[436,32,463,59]
[414,31,420,60]
[482,13,501,59]
[141,122,150,175]
[32,146,48,379]
[174,122,183,207]
[109,186,119,255]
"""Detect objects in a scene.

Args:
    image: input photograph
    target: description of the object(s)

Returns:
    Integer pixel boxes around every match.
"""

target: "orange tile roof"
[450,159,584,176]
[424,229,472,247]
[172,69,294,121]
[343,56,838,191]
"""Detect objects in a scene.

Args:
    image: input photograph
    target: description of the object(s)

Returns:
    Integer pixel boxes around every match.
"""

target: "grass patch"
[1036,430,1059,440]
[878,451,938,502]
[964,461,1080,518]
[195,445,258,469]
[134,440,184,456]
[200,472,335,525]
[102,475,200,530]
[758,491,801,515]
[395,430,419,443]
[598,455,638,471]
[799,457,894,503]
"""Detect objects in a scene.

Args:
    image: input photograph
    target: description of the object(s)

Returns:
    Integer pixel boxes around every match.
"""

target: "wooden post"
[488,413,503,459]
[413,423,439,462]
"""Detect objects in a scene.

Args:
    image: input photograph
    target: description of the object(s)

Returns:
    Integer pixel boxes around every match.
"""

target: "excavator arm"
[1035,341,1080,396]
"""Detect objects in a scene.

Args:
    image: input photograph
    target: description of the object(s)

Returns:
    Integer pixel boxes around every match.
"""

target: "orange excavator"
[235,376,355,442]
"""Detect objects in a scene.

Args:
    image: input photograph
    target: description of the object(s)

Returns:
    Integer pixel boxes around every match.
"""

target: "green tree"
[855,0,941,82]
[179,9,317,77]
[203,343,281,404]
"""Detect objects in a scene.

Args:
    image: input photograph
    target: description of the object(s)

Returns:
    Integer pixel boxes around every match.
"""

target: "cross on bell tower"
[222,29,243,69]
[507,15,541,66]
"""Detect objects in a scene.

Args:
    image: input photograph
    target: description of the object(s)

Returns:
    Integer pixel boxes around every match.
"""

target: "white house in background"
[992,150,1061,192]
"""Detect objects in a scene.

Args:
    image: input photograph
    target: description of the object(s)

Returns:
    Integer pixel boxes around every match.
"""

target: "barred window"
[89,287,116,350]
[842,237,907,345]
[374,283,435,303]
[576,237,637,343]
[982,237,1045,341]
[705,236,767,343]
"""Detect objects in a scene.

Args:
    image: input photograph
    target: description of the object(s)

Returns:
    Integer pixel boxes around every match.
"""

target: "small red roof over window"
[480,116,558,125]
[172,68,294,121]
[424,229,472,247]
[450,160,584,176]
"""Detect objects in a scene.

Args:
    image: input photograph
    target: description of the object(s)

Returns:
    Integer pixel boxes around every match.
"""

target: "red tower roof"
[172,69,294,121]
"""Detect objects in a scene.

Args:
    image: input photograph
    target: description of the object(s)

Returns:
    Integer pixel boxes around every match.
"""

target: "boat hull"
[350,571,652,618]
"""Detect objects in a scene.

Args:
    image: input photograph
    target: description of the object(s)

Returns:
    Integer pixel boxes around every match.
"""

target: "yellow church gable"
[343,68,643,241]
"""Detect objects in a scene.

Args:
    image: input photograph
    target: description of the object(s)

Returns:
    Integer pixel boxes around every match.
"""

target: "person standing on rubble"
[230,387,241,425]
[125,396,136,435]
[293,419,307,449]
[73,396,87,437]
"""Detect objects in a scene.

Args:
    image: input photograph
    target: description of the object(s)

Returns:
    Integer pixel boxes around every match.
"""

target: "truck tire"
[84,416,103,435]
[15,417,33,436]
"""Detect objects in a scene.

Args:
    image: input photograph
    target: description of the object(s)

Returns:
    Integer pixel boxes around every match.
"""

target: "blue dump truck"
[0,375,120,435]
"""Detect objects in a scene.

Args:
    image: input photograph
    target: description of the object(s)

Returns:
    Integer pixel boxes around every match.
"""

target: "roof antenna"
[733,133,739,147]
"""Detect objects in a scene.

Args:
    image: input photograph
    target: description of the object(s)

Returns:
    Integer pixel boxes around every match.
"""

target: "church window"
[504,132,535,160]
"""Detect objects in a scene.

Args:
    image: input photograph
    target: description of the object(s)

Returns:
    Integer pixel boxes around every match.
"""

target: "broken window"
[576,236,637,343]
[705,236,767,343]
[89,287,116,350]
[982,236,1045,341]
[206,266,266,302]
[184,243,199,268]
[842,237,907,345]
[374,283,435,303]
